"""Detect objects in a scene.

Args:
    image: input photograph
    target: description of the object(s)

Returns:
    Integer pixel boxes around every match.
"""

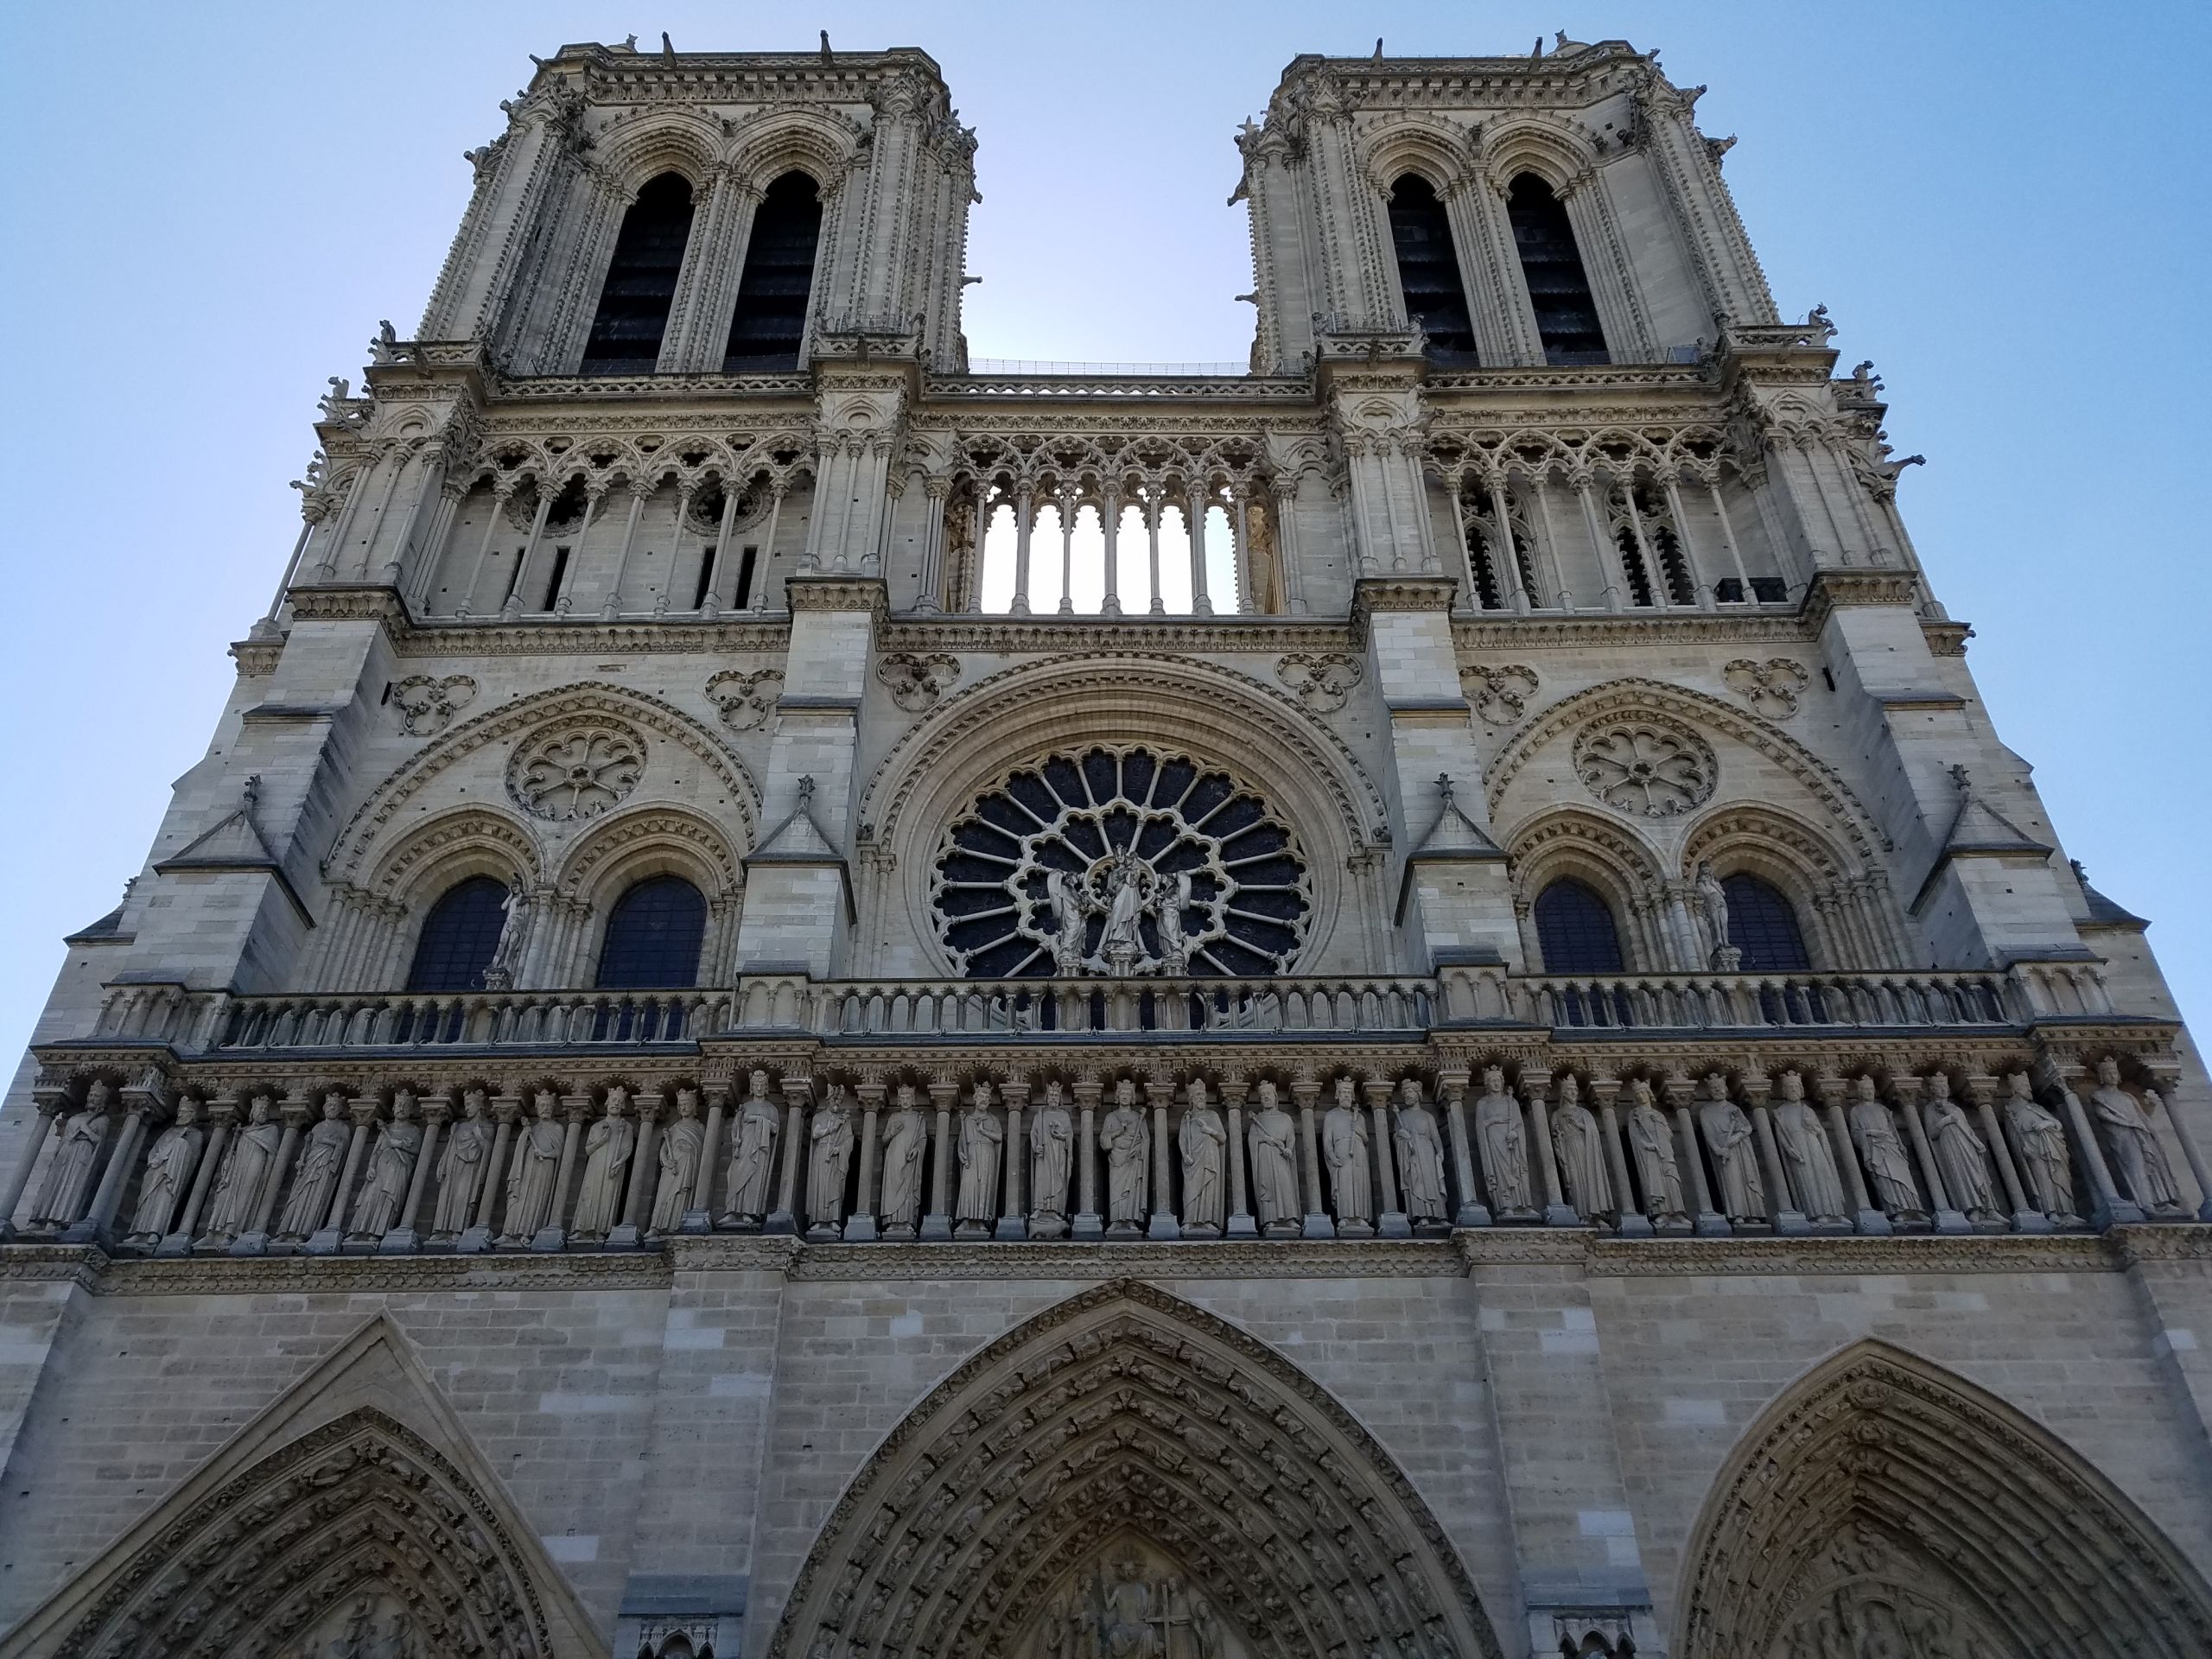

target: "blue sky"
[2,2,2205,1058]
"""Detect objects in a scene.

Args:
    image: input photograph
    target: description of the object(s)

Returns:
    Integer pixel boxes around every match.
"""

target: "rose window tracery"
[507,722,645,821]
[932,747,1310,979]
[1573,717,1716,818]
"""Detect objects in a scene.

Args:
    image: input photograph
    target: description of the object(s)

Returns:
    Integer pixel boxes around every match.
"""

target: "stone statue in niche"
[1100,1079,1149,1233]
[1474,1066,1535,1218]
[805,1086,855,1238]
[1323,1077,1372,1232]
[1157,872,1193,976]
[1694,861,1737,968]
[1550,1075,1612,1220]
[880,1084,928,1239]
[1393,1077,1449,1229]
[484,875,532,990]
[1247,1081,1300,1234]
[1029,1079,1073,1236]
[278,1093,352,1240]
[348,1092,423,1240]
[1698,1074,1765,1223]
[648,1088,704,1234]
[30,1082,109,1229]
[1848,1077,1926,1224]
[1626,1077,1686,1224]
[203,1094,281,1241]
[499,1091,565,1242]
[128,1099,202,1244]
[430,1090,493,1237]
[1773,1070,1847,1224]
[2003,1072,2081,1223]
[1178,1079,1226,1235]
[569,1088,635,1239]
[2089,1057,2185,1213]
[722,1070,781,1225]
[1923,1073,1999,1223]
[955,1081,1003,1236]
[1046,869,1091,977]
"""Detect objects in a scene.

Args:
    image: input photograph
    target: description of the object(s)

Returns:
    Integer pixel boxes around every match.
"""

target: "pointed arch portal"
[769,1281,1498,1658]
[1676,1340,2212,1658]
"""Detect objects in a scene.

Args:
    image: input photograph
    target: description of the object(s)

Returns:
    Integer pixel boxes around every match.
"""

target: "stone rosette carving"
[1573,715,1716,818]
[391,673,477,736]
[1460,663,1539,728]
[706,667,783,731]
[876,650,962,713]
[1275,651,1363,714]
[1724,657,1811,719]
[505,721,644,821]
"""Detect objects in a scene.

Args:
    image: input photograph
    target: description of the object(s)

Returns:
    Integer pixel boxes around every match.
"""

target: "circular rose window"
[932,747,1310,979]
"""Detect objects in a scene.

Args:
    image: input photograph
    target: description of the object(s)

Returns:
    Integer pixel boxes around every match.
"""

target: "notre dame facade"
[4,30,2211,1659]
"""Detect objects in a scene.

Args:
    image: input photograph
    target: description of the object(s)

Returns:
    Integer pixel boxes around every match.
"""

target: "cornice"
[391,618,792,658]
[1451,609,1804,651]
[874,616,1357,653]
[1584,1231,2141,1277]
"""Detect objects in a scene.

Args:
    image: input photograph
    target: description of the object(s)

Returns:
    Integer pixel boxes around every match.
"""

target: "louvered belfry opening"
[1507,174,1608,365]
[1386,175,1479,365]
[580,172,696,374]
[724,171,823,372]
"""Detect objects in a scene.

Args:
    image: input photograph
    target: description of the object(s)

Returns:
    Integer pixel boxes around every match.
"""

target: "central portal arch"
[768,1281,1500,1658]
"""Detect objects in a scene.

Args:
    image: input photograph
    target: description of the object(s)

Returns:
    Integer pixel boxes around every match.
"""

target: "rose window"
[932,747,1310,979]
[508,722,645,822]
[1573,718,1716,818]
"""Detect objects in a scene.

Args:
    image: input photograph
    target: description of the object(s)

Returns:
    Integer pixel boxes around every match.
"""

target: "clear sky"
[2,2,2205,1063]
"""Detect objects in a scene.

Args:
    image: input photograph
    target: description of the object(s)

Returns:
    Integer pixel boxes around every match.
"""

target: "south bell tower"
[4,34,2211,1659]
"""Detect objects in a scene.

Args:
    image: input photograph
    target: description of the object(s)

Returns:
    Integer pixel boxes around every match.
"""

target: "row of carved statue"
[3,1056,2206,1255]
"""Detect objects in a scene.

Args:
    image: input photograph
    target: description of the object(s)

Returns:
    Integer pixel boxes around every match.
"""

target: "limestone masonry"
[3,31,2209,1659]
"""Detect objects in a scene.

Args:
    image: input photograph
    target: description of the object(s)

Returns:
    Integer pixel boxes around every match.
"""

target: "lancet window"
[1724,873,1812,972]
[1608,481,1697,607]
[1506,174,1607,365]
[405,876,508,992]
[724,172,823,372]
[1459,485,1541,610]
[1387,175,1478,364]
[1533,878,1626,975]
[581,173,696,374]
[596,875,708,989]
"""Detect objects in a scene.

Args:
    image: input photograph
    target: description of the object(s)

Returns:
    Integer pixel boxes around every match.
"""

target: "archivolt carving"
[588,109,724,193]
[1506,810,1666,912]
[721,105,867,191]
[361,806,544,904]
[1676,1340,2212,1658]
[766,1280,1500,1659]
[554,804,744,903]
[325,681,760,883]
[1680,804,1853,887]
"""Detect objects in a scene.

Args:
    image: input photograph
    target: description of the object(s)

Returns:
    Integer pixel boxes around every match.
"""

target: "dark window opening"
[541,546,570,612]
[500,549,527,604]
[596,874,708,988]
[725,172,822,372]
[734,544,759,610]
[1614,529,1656,607]
[1722,874,1812,973]
[1386,175,1478,365]
[1462,524,1504,610]
[1751,575,1788,603]
[582,172,696,375]
[691,545,717,609]
[1507,175,1608,365]
[406,876,509,992]
[1653,525,1696,605]
[1535,878,1626,975]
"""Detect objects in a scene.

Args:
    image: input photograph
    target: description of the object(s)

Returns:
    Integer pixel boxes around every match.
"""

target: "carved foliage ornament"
[1573,715,1717,818]
[877,650,962,712]
[391,674,478,736]
[1459,663,1540,728]
[1275,651,1363,714]
[506,721,644,821]
[706,668,783,731]
[1724,656,1812,719]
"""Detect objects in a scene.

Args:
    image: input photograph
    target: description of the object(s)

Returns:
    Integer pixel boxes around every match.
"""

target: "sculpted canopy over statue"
[1772,1070,1847,1224]
[1475,1066,1534,1217]
[1029,1079,1073,1234]
[278,1093,352,1240]
[880,1084,928,1236]
[129,1099,202,1243]
[1625,1077,1686,1224]
[349,1092,423,1240]
[32,1082,111,1230]
[1393,1077,1448,1225]
[430,1089,493,1236]
[1246,1080,1300,1231]
[1100,1079,1148,1228]
[1550,1075,1612,1221]
[1178,1079,1226,1233]
[2089,1057,2183,1212]
[2004,1072,2080,1223]
[722,1070,781,1224]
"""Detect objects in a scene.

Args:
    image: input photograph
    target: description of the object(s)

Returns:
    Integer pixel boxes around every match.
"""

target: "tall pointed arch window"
[724,171,823,372]
[1722,874,1812,972]
[581,172,696,374]
[1534,878,1625,974]
[596,875,708,988]
[405,876,509,991]
[1506,174,1608,365]
[1386,175,1478,364]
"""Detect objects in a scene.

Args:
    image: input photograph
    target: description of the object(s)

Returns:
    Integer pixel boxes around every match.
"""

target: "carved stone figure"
[349,1094,423,1239]
[880,1084,928,1236]
[1097,856,1150,974]
[1923,1073,1998,1222]
[499,1091,565,1241]
[1178,1080,1226,1232]
[569,1090,635,1238]
[2089,1057,2183,1211]
[1773,1071,1847,1224]
[1393,1077,1448,1224]
[205,1095,283,1240]
[1100,1080,1148,1228]
[278,1093,352,1239]
[1046,868,1091,977]
[485,875,532,988]
[1322,1077,1371,1227]
[2004,1071,2080,1222]
[31,1083,111,1229]
[1096,1554,1154,1657]
[1694,860,1731,961]
[430,1090,493,1236]
[1474,1066,1535,1217]
[1550,1075,1612,1220]
[806,1087,855,1231]
[649,1089,704,1233]
[722,1070,780,1224]
[1697,1074,1765,1223]
[1625,1077,1686,1223]
[1247,1081,1300,1231]
[128,1099,202,1243]
[1157,872,1192,975]
[1029,1080,1073,1231]
[955,1083,1003,1230]
[1848,1077,1924,1223]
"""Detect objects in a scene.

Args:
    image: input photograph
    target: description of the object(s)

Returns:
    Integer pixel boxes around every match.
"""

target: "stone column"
[1592,1078,1647,1237]
[2147,1065,2212,1221]
[1665,1072,1726,1236]
[1146,493,1165,614]
[309,1099,379,1255]
[1072,1077,1103,1240]
[914,477,951,613]
[847,1078,884,1243]
[609,1093,661,1248]
[1187,487,1214,615]
[1897,1078,1968,1234]
[1146,1077,1179,1240]
[1966,1073,2045,1234]
[461,1093,519,1251]
[1363,1078,1411,1238]
[767,1077,809,1235]
[1230,486,1254,613]
[1010,486,1033,613]
[1440,1072,1490,1227]
[386,1096,445,1254]
[1056,491,1077,614]
[1523,1072,1578,1227]
[0,1098,62,1240]
[998,1078,1028,1240]
[2038,1058,2138,1227]
[684,1084,727,1233]
[1745,1076,1805,1234]
[163,1099,233,1256]
[922,1080,957,1241]
[1222,1079,1256,1238]
[1099,486,1122,616]
[1293,1074,1333,1238]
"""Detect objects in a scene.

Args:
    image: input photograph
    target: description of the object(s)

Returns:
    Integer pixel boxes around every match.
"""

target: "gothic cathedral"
[3,35,2209,1659]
